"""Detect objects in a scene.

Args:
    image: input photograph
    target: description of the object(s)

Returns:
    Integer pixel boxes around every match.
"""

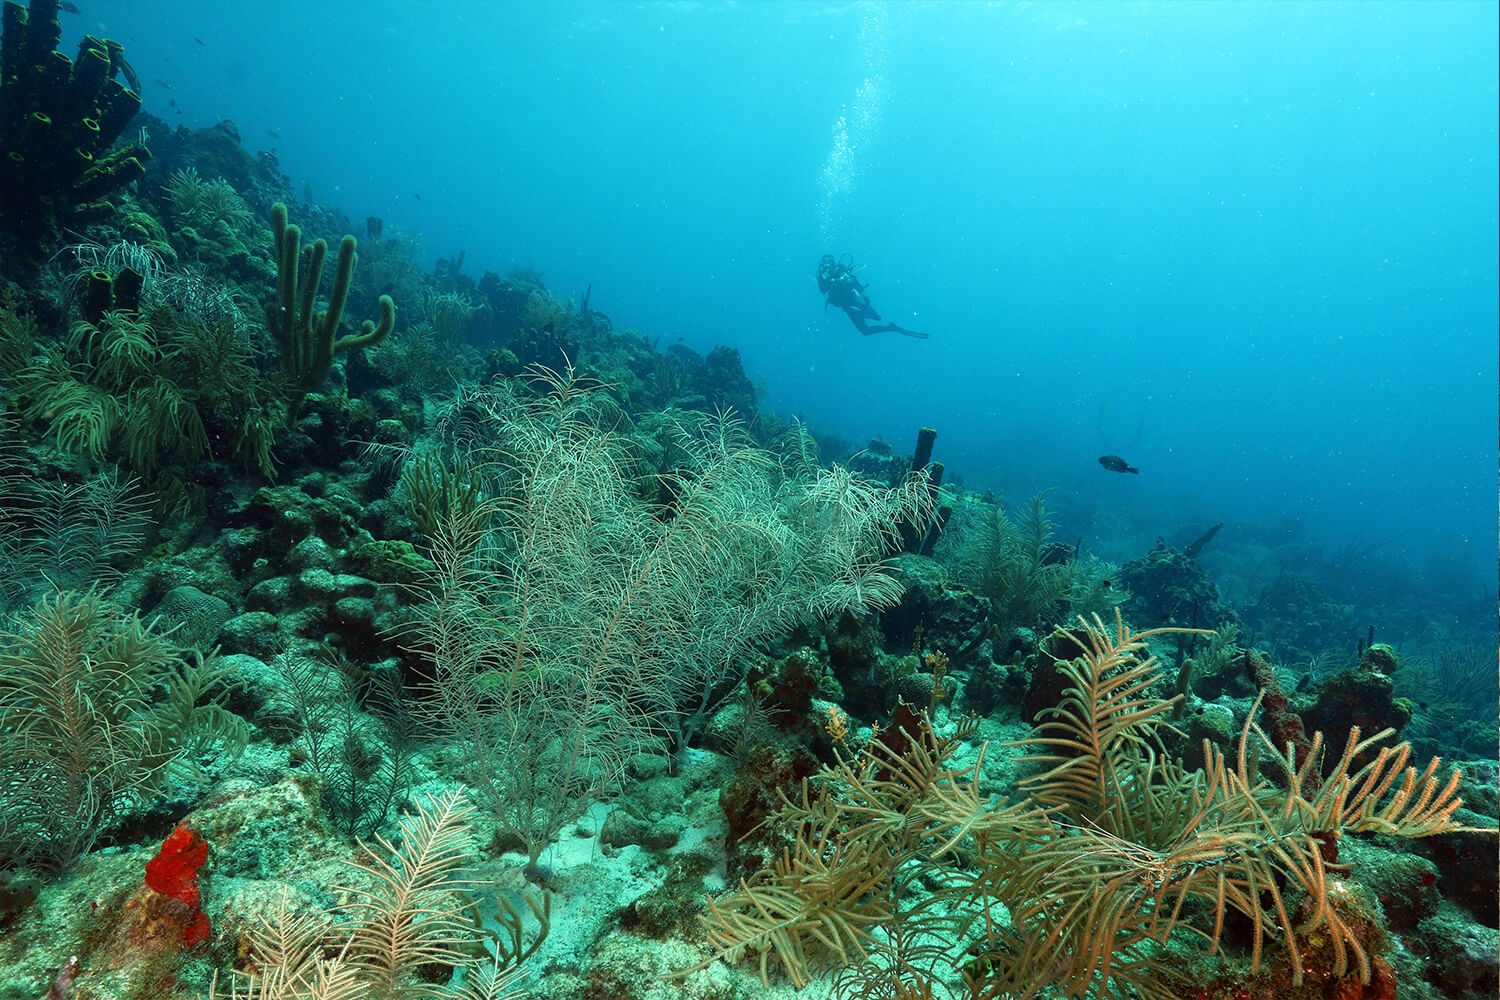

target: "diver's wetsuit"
[817,255,929,339]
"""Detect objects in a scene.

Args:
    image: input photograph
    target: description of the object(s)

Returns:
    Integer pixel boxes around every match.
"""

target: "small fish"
[58,1,80,14]
[413,192,422,200]
[1098,454,1139,475]
[156,78,173,89]
[50,956,79,999]
[194,36,205,46]
[267,128,280,139]
[169,99,176,107]
[117,54,141,94]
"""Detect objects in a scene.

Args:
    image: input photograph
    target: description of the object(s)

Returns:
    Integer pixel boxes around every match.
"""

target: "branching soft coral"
[0,590,247,869]
[412,364,932,873]
[681,611,1491,999]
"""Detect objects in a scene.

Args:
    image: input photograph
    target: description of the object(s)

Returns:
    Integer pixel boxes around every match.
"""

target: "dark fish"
[117,55,141,94]
[194,36,205,46]
[58,1,80,14]
[168,98,176,107]
[1098,454,1139,475]
[413,192,422,200]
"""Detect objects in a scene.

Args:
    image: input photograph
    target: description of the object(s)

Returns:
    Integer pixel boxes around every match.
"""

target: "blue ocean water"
[82,0,1497,608]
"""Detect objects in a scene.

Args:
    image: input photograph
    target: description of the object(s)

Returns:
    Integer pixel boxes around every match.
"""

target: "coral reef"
[682,614,1486,999]
[0,0,150,276]
[0,85,1491,1000]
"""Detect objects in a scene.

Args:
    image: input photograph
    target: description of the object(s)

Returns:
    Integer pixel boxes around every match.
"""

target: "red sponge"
[144,822,211,945]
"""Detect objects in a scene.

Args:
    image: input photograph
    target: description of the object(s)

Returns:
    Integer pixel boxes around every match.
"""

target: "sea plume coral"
[680,611,1490,998]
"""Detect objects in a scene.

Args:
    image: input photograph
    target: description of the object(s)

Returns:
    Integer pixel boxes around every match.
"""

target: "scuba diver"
[817,254,929,339]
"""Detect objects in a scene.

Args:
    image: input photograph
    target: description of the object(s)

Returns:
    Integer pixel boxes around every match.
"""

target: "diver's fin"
[867,322,929,339]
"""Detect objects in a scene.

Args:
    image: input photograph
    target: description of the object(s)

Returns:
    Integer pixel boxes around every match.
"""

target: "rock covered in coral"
[0,871,39,930]
[714,733,816,880]
[1416,905,1500,997]
[1175,702,1236,773]
[1022,623,1092,726]
[601,780,689,852]
[637,342,758,417]
[1420,810,1500,929]
[145,585,232,650]
[700,344,756,417]
[1243,570,1359,660]
[878,553,988,663]
[1117,541,1241,632]
[1305,664,1413,752]
[142,117,274,198]
[0,775,340,1000]
[1342,838,1442,932]
[1359,642,1400,674]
